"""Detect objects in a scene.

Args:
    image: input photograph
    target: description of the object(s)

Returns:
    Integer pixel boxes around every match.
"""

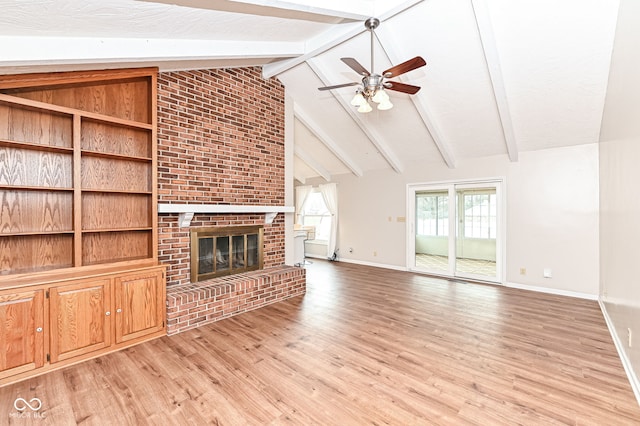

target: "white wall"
[304,143,600,296]
[598,0,640,400]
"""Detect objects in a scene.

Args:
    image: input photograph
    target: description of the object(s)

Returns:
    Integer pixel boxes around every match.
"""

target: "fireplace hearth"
[190,225,263,282]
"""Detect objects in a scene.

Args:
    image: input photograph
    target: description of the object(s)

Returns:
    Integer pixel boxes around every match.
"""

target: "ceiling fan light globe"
[358,101,373,113]
[351,92,366,106]
[372,89,389,103]
[378,100,393,111]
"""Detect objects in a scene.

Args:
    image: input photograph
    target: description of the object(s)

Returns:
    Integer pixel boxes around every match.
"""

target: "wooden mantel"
[157,204,295,227]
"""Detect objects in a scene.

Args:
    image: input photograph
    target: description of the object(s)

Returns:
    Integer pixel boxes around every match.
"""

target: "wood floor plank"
[1,260,639,424]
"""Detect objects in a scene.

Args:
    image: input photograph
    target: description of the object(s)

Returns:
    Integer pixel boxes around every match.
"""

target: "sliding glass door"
[414,188,450,274]
[408,179,503,283]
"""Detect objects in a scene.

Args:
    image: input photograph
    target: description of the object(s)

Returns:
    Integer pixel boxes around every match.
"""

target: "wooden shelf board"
[81,149,151,163]
[0,230,74,237]
[0,139,73,154]
[81,189,152,195]
[81,114,153,131]
[0,185,73,192]
[81,228,152,234]
[0,93,152,130]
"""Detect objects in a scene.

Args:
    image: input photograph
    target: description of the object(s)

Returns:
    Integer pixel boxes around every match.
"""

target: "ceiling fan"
[318,17,426,113]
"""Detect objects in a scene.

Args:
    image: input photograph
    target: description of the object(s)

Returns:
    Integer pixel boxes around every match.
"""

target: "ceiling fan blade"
[318,82,359,91]
[385,81,421,95]
[341,58,370,76]
[383,56,426,78]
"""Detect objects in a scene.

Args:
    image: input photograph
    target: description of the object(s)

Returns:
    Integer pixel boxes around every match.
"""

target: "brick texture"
[166,265,306,335]
[156,67,303,334]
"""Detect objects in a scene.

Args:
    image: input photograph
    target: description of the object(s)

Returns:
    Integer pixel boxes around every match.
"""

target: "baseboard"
[333,257,407,271]
[505,281,598,300]
[598,299,640,406]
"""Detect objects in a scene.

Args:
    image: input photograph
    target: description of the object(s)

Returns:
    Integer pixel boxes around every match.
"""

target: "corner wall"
[598,0,640,401]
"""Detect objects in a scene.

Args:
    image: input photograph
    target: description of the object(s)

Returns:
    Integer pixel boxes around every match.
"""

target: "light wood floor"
[2,261,639,425]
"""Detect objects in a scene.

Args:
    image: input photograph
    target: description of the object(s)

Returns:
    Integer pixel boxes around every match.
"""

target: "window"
[416,193,449,236]
[462,192,496,239]
[301,192,331,241]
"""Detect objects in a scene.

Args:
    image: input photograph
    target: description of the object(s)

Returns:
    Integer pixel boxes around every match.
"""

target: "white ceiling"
[0,0,620,182]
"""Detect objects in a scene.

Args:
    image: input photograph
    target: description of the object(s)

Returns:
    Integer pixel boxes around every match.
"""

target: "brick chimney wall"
[156,67,286,287]
[156,67,305,334]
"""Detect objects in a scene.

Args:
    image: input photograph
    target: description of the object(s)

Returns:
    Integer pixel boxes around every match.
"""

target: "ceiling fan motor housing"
[363,74,383,97]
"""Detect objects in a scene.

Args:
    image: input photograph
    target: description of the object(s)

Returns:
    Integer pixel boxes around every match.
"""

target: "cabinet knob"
[116,308,122,313]
[105,311,111,316]
[36,327,43,333]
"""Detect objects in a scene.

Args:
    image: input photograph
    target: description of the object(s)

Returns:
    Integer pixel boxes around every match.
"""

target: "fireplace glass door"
[191,226,264,282]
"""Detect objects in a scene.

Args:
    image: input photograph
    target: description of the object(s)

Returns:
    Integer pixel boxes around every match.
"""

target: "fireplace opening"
[190,225,264,282]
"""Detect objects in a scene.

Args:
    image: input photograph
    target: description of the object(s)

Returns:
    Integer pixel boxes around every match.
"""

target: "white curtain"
[319,183,338,259]
[295,185,313,225]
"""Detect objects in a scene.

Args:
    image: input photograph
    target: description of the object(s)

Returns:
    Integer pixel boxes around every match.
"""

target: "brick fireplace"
[157,68,305,335]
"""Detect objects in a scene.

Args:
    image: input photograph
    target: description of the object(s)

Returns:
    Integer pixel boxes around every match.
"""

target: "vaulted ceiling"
[0,0,620,183]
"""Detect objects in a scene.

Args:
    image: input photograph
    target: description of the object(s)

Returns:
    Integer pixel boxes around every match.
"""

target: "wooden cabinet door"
[114,269,164,344]
[0,289,45,379]
[49,278,111,363]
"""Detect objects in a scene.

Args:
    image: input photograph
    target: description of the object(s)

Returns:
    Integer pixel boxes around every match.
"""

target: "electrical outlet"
[520,268,526,275]
[543,268,552,278]
[628,328,633,348]
[349,247,353,253]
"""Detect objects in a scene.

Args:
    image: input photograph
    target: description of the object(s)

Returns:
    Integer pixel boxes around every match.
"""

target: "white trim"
[505,281,598,300]
[331,257,407,271]
[599,299,640,405]
[471,0,518,162]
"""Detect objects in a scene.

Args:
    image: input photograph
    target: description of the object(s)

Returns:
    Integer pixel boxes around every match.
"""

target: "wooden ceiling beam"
[141,0,370,22]
[294,145,332,181]
[0,36,302,71]
[294,102,364,177]
[471,0,519,162]
[376,28,456,169]
[262,0,425,79]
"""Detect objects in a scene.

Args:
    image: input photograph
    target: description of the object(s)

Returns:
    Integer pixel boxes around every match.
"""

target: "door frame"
[406,177,506,284]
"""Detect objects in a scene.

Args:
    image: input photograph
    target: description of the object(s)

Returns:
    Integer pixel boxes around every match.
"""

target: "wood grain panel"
[81,120,151,158]
[0,147,72,188]
[115,270,164,343]
[0,104,72,148]
[81,156,150,192]
[0,289,44,378]
[0,190,73,234]
[81,193,151,230]
[82,231,151,265]
[49,279,111,363]
[9,79,150,123]
[0,235,73,274]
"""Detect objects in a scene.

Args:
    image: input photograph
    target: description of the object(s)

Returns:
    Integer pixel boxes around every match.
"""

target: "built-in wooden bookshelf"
[0,68,165,387]
[0,69,157,274]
